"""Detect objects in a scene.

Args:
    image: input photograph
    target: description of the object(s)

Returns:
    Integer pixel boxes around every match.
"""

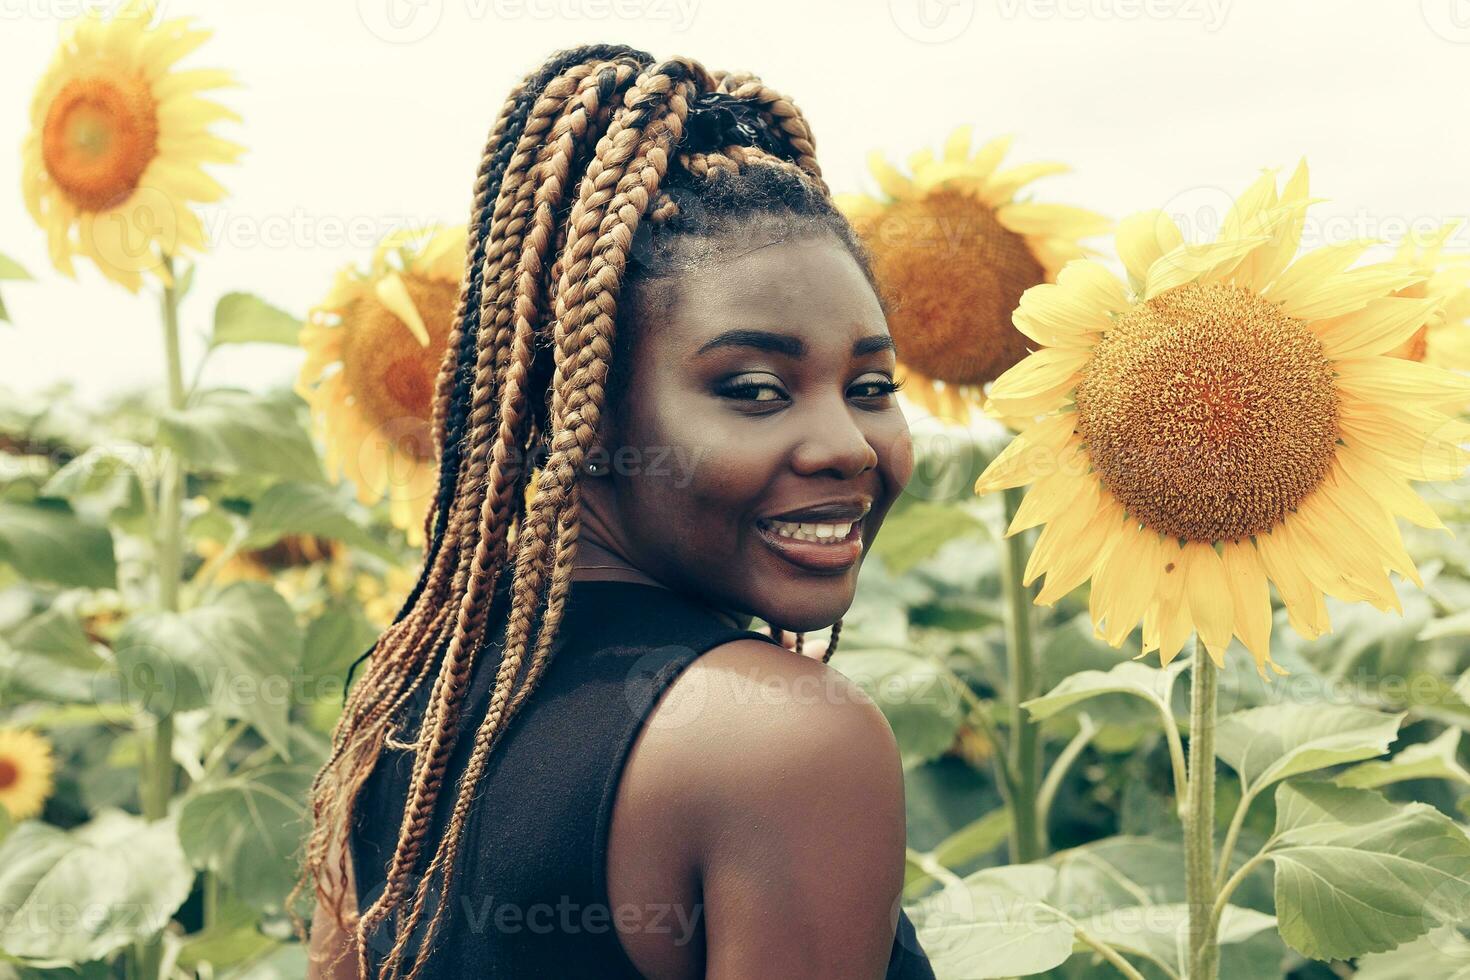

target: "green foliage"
[0,501,115,589]
[115,582,304,755]
[209,294,301,348]
[1265,781,1470,959]
[0,810,192,963]
[158,389,323,484]
[178,765,314,913]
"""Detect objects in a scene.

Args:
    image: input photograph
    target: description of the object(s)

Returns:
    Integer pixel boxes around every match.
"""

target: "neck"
[571,537,755,631]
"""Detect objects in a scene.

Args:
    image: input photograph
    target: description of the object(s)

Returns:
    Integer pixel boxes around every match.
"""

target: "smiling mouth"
[753,505,869,573]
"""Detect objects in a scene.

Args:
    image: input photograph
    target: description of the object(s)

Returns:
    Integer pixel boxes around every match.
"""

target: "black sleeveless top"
[350,577,936,978]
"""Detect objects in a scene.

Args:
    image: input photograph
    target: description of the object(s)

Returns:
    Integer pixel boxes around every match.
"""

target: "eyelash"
[717,376,904,404]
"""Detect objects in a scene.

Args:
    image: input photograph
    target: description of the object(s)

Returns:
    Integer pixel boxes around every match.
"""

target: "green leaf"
[0,255,32,282]
[1266,780,1470,960]
[1420,606,1470,641]
[114,582,303,754]
[1338,728,1470,790]
[0,810,192,962]
[178,765,314,913]
[830,650,965,767]
[931,808,1012,869]
[211,293,301,347]
[38,446,149,532]
[1215,703,1403,796]
[0,500,116,589]
[217,942,307,979]
[1355,928,1470,979]
[301,598,379,681]
[907,866,1074,979]
[245,481,394,560]
[0,606,112,705]
[158,389,322,484]
[869,501,986,575]
[1024,659,1187,724]
[1073,903,1276,978]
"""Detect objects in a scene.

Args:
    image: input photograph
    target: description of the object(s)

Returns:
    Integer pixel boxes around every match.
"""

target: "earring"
[585,458,607,476]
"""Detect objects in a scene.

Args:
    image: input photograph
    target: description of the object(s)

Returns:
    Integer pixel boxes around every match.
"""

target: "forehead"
[654,235,888,352]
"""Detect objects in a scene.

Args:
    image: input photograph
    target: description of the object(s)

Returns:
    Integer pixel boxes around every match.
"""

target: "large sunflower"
[974,163,1470,676]
[1386,223,1470,390]
[296,226,465,547]
[21,0,240,292]
[837,127,1108,424]
[0,728,56,822]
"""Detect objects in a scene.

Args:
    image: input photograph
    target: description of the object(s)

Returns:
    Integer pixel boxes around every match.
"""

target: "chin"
[757,573,858,635]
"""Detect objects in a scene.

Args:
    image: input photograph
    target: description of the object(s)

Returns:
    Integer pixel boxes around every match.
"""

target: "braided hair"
[294,45,882,980]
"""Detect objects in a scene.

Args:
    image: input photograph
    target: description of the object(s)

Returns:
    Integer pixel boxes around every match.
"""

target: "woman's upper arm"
[683,640,908,979]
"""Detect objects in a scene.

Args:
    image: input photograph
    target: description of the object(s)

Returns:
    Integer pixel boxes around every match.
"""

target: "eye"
[849,373,903,400]
[716,373,790,405]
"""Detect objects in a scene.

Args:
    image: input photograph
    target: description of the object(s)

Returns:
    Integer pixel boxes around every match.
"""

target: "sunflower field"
[2,4,1469,980]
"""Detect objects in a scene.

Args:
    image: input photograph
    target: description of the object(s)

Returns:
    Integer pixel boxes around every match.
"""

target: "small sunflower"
[837,127,1108,424]
[974,163,1470,676]
[296,226,465,546]
[1386,223,1470,390]
[0,728,57,822]
[21,0,241,292]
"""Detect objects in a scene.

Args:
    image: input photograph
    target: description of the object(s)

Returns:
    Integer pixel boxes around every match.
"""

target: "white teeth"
[766,519,854,543]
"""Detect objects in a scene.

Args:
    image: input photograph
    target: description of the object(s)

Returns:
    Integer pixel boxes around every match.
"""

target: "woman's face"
[586,231,915,632]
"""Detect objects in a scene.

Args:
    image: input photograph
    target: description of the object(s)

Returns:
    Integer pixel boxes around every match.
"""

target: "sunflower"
[296,225,465,546]
[973,163,1470,676]
[836,127,1108,425]
[0,728,56,822]
[21,0,240,292]
[1386,223,1470,390]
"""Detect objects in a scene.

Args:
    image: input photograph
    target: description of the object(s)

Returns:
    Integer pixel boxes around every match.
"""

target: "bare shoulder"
[612,637,908,976]
[618,635,905,828]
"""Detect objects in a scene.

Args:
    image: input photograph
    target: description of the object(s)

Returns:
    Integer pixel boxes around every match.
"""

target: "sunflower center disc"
[0,758,18,790]
[1074,281,1340,542]
[860,188,1044,385]
[341,274,458,461]
[42,73,159,212]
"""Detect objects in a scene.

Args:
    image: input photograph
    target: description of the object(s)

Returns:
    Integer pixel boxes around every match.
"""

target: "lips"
[754,498,871,573]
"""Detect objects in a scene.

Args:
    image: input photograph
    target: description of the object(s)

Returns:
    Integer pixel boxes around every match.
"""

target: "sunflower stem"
[135,254,187,980]
[1183,642,1220,980]
[1000,486,1044,862]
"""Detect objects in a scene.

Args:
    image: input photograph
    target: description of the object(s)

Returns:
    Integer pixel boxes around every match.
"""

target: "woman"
[299,44,933,979]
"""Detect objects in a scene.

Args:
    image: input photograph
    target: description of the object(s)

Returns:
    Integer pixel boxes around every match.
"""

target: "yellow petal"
[1182,543,1232,666]
[1034,493,1122,606]
[1254,527,1331,638]
[974,412,1080,493]
[1091,520,1165,647]
[374,273,432,347]
[1221,540,1273,676]
[1116,209,1183,289]
[998,203,1111,240]
[1143,237,1270,299]
[1312,297,1443,360]
[985,347,1091,416]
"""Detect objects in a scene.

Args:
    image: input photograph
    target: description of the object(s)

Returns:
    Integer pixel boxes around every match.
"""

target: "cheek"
[618,404,778,549]
[876,415,916,497]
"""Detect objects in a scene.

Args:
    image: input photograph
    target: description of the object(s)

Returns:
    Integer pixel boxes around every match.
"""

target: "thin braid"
[355,63,648,974]
[388,63,701,977]
[294,45,649,952]
[302,46,861,980]
[376,64,652,978]
[823,618,844,663]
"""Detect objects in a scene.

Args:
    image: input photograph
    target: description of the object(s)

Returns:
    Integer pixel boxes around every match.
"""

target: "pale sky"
[2,0,1467,398]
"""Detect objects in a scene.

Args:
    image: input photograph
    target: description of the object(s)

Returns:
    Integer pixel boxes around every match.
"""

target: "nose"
[790,401,880,480]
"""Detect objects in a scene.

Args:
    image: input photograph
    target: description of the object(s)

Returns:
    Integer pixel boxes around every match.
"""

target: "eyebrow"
[695,329,896,358]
